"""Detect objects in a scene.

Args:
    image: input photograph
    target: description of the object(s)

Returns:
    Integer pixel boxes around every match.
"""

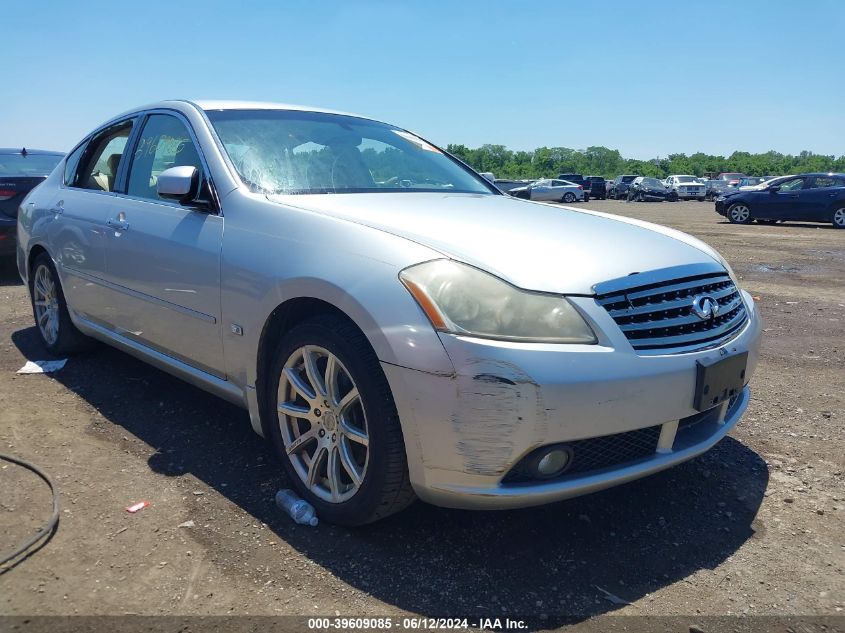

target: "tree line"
[445,144,845,180]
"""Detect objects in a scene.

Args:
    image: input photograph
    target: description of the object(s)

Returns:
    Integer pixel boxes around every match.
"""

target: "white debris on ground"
[16,359,67,374]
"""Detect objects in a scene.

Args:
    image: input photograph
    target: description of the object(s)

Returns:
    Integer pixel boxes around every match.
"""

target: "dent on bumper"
[419,386,749,510]
[382,295,762,510]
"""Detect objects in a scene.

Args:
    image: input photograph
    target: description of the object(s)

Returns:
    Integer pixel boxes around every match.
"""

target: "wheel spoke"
[339,438,363,487]
[327,446,341,501]
[278,400,310,418]
[302,347,326,397]
[284,366,316,402]
[286,426,318,455]
[336,386,359,416]
[306,445,327,488]
[38,311,49,327]
[33,300,47,307]
[324,354,338,405]
[341,420,369,447]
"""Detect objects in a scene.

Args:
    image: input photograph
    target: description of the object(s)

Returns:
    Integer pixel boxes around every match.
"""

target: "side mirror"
[157,166,199,204]
[768,185,781,193]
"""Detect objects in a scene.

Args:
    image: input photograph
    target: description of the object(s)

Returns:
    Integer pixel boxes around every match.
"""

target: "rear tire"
[562,192,576,203]
[266,314,415,525]
[28,252,93,356]
[832,207,845,229]
[727,203,752,224]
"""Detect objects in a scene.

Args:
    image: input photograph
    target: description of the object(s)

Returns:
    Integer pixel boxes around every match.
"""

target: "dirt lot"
[0,200,843,627]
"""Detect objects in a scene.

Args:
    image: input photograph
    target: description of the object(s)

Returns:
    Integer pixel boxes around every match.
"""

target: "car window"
[127,114,205,201]
[776,177,804,192]
[63,144,86,186]
[807,176,838,189]
[551,180,566,186]
[76,121,134,192]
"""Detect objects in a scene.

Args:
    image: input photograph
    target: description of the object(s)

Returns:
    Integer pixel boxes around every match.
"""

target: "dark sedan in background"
[715,173,845,228]
[0,148,64,256]
[609,174,639,199]
[626,176,676,202]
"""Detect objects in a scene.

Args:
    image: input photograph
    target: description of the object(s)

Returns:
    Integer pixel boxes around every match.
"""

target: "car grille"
[595,271,748,354]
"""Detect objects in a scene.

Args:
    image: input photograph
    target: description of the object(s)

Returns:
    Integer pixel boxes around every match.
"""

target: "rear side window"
[63,144,86,186]
[808,176,839,189]
[76,120,135,192]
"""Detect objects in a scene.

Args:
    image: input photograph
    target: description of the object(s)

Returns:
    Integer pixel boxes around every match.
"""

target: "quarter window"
[77,121,134,192]
[127,114,205,202]
[63,143,86,187]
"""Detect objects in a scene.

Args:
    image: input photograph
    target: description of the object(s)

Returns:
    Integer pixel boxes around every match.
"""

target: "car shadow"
[12,326,769,624]
[717,220,835,229]
[0,257,23,286]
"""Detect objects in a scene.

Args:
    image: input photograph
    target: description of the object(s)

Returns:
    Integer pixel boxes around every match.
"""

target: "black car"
[609,174,639,199]
[0,148,64,257]
[714,173,845,228]
[626,176,675,202]
[557,174,591,201]
[585,176,607,200]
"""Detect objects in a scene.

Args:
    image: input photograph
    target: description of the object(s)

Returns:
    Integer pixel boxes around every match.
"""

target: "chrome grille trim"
[595,269,749,354]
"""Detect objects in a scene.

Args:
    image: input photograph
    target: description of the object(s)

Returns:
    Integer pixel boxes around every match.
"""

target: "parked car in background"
[704,179,731,201]
[665,175,706,201]
[715,173,845,228]
[509,178,585,202]
[0,148,64,257]
[716,172,747,187]
[16,99,762,525]
[627,177,675,202]
[609,174,639,199]
[736,176,770,190]
[585,176,607,200]
[494,179,533,193]
[557,174,591,201]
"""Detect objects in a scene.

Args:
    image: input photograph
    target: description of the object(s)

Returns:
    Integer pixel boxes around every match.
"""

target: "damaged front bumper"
[382,292,762,510]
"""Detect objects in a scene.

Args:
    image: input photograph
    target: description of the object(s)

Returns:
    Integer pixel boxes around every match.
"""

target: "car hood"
[268,192,727,295]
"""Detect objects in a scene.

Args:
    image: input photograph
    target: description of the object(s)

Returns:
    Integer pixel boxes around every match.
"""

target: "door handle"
[107,213,129,231]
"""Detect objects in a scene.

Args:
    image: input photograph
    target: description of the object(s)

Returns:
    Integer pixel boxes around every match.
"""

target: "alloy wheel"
[729,204,751,223]
[277,345,369,503]
[33,264,60,346]
[833,208,845,228]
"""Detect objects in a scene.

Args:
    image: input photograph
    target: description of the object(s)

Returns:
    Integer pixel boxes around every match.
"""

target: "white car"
[665,175,707,201]
[511,179,585,203]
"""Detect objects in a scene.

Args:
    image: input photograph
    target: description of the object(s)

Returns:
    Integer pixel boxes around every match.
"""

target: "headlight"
[399,260,597,344]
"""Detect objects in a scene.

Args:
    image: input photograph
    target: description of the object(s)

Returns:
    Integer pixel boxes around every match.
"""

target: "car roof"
[0,148,64,156]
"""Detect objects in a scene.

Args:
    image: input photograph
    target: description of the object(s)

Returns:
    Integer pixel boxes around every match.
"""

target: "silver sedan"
[17,101,762,525]
[510,178,585,202]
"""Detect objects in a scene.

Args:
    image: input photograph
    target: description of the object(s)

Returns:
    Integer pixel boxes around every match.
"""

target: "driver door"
[760,176,806,220]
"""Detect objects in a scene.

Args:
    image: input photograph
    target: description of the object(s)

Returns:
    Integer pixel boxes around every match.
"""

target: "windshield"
[642,178,664,188]
[677,176,699,183]
[621,175,637,182]
[0,153,62,177]
[205,109,493,195]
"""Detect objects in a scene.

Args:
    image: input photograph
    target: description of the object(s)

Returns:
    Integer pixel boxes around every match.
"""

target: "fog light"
[533,447,572,478]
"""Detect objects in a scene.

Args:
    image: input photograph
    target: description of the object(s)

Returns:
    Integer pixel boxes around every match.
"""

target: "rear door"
[801,175,845,222]
[51,120,137,321]
[102,111,225,376]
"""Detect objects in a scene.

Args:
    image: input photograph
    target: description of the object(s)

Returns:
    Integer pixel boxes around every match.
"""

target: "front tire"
[29,253,92,356]
[727,203,752,224]
[832,207,845,229]
[266,314,414,525]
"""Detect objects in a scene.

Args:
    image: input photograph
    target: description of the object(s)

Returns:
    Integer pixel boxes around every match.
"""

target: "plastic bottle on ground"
[275,489,318,526]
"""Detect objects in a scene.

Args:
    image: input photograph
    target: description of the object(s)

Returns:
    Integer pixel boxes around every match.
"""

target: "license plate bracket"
[694,352,748,412]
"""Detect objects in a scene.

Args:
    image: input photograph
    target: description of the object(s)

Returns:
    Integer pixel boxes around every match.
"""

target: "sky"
[3,0,844,159]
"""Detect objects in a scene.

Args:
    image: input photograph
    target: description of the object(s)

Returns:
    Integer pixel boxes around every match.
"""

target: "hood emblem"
[691,295,720,321]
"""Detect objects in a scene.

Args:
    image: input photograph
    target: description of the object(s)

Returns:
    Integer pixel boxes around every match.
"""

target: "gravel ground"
[0,200,843,628]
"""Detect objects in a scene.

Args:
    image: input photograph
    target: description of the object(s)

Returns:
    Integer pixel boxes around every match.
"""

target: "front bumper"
[383,291,762,510]
[677,189,705,199]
